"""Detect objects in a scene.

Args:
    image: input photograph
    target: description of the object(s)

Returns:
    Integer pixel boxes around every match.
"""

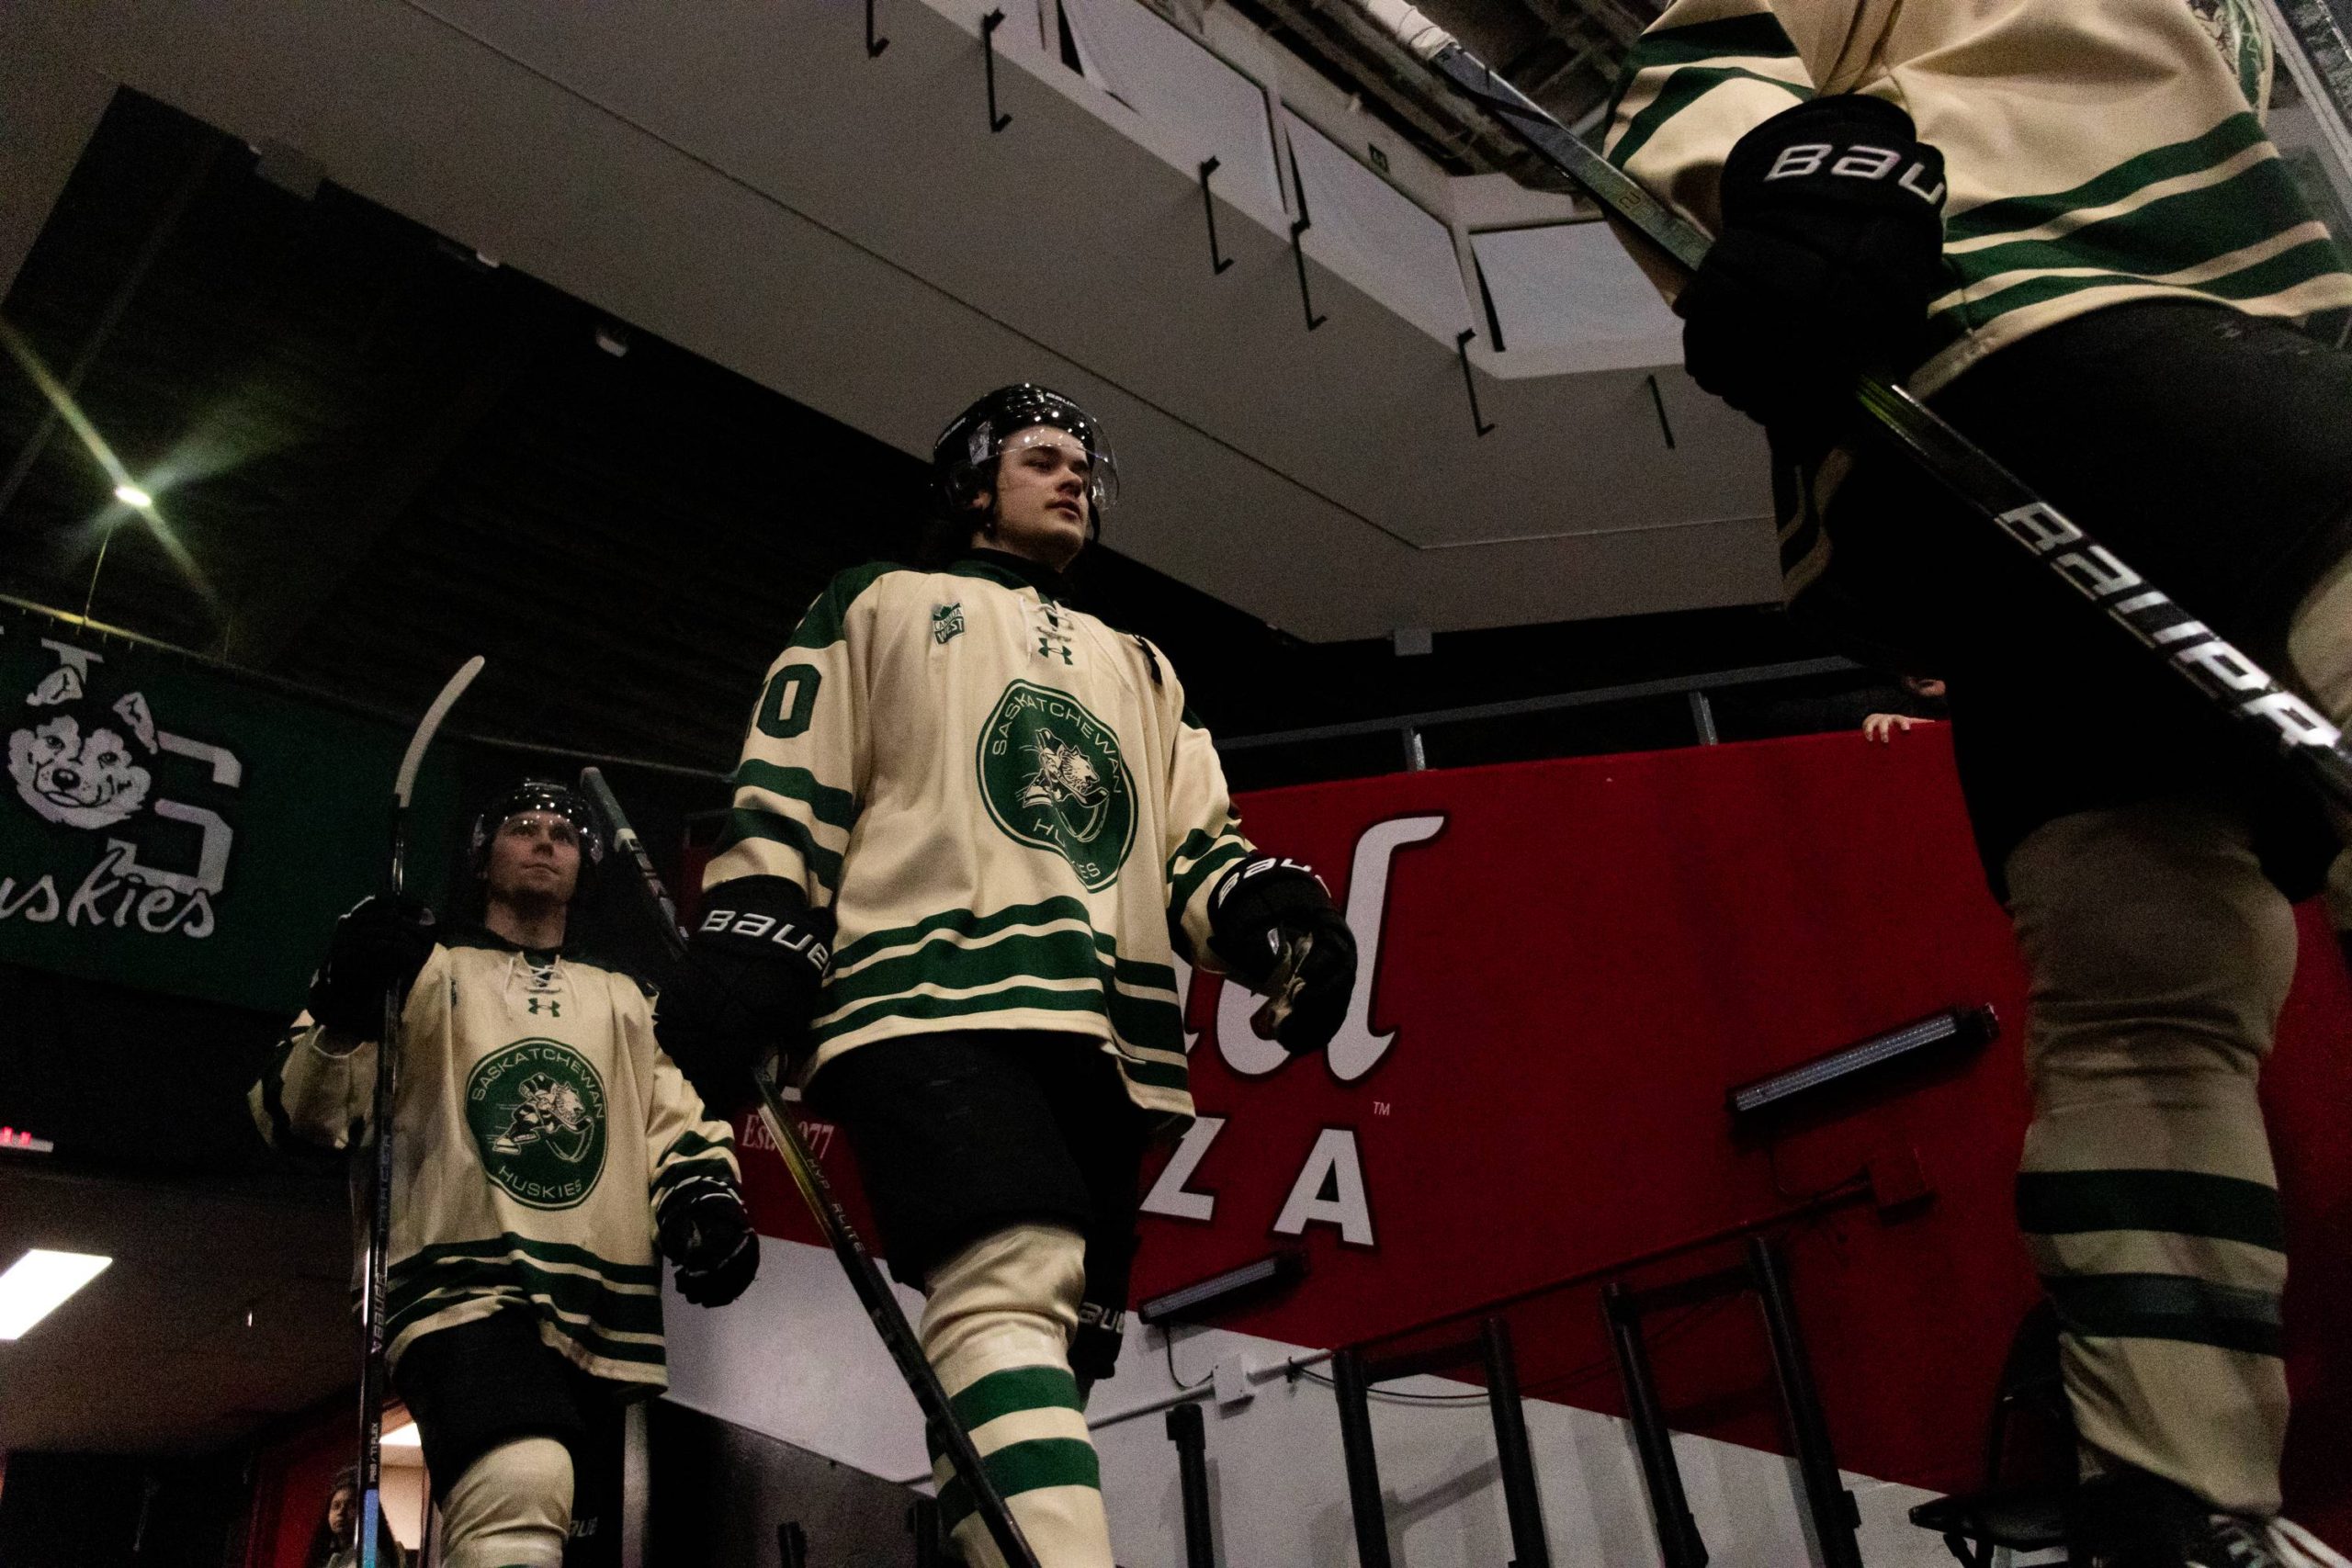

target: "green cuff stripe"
[652,1156,740,1198]
[937,1438,1102,1531]
[1620,13,1801,73]
[2018,1170,2284,1251]
[1607,65,1811,173]
[2043,1272,2282,1359]
[658,1130,733,1163]
[732,759,857,830]
[1924,237,2350,358]
[941,1366,1085,1437]
[711,807,844,891]
[394,1232,662,1285]
[1168,838,1250,920]
[1946,113,2269,243]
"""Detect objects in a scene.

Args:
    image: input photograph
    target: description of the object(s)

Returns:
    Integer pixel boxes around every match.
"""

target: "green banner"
[0,604,460,1014]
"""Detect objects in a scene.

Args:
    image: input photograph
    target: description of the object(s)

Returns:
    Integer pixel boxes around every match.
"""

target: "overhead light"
[1139,1251,1306,1325]
[112,483,152,510]
[594,323,630,357]
[1726,1006,1999,1124]
[382,1419,422,1448]
[0,1249,112,1339]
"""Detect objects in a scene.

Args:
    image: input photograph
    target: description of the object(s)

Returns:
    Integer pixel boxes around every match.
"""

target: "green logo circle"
[464,1039,608,1210]
[977,681,1137,892]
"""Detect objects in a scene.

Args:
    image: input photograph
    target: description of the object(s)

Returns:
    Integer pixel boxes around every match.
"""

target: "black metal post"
[1646,372,1678,449]
[909,1497,942,1567]
[1166,1401,1217,1568]
[865,0,888,56]
[1603,1283,1709,1568]
[1455,329,1498,436]
[1289,219,1328,330]
[777,1520,808,1567]
[980,10,1012,131]
[1199,159,1235,275]
[1479,1317,1552,1568]
[1331,1348,1393,1568]
[1745,1237,1864,1568]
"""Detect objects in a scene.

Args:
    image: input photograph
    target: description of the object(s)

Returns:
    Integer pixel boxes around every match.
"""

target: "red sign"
[741,726,2352,1527]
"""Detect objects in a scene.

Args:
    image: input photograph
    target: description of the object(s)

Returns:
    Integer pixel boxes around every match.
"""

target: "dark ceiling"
[0,90,1841,791]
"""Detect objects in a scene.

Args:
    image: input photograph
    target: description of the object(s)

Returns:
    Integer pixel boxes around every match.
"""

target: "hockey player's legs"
[438,1437,574,1568]
[922,1223,1113,1567]
[393,1311,594,1567]
[810,1032,1148,1564]
[2006,799,2296,1512]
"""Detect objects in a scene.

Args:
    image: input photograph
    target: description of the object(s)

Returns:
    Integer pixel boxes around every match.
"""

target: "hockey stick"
[1349,2,2352,811]
[574,768,1044,1568]
[358,655,485,1568]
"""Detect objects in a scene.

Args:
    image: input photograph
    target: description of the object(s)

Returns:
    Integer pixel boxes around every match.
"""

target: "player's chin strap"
[1342,0,2352,818]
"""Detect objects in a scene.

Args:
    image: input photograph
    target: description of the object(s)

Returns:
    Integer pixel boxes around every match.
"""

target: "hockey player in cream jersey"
[662,384,1357,1567]
[253,782,756,1568]
[1602,2,2352,1562]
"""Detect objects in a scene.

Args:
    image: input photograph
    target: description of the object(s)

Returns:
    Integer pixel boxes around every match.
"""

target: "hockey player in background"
[661,384,1357,1566]
[1603,2,2352,1562]
[253,782,757,1568]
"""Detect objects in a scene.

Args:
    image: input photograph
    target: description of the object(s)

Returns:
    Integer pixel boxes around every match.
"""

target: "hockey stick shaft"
[574,769,1044,1568]
[358,656,485,1568]
[1400,33,2352,810]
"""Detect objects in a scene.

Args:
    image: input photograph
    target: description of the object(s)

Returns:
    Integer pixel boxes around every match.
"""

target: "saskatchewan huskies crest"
[465,1039,608,1209]
[978,681,1136,891]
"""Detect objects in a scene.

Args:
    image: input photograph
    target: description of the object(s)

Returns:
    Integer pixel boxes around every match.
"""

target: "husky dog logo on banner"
[0,640,243,938]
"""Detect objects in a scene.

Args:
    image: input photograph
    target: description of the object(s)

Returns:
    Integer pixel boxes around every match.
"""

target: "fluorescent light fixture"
[112,484,153,509]
[1139,1251,1306,1326]
[1727,1006,1998,1123]
[0,1248,112,1339]
[382,1419,422,1448]
[0,1125,57,1155]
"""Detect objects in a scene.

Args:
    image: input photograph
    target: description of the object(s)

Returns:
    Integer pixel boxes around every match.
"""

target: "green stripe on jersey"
[1944,114,2269,244]
[1167,835,1249,918]
[1620,12,1799,72]
[1607,65,1810,172]
[657,1129,734,1165]
[826,926,1175,1013]
[1944,155,2318,294]
[395,1232,662,1285]
[938,1438,1102,1531]
[712,807,844,890]
[731,758,856,830]
[813,978,1184,1056]
[2018,1169,2285,1251]
[388,1257,664,1334]
[936,1366,1085,1439]
[2042,1271,2282,1358]
[1922,236,2346,358]
[833,900,1177,992]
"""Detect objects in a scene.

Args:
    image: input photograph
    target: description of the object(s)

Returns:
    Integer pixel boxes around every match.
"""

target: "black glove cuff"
[1721,95,1946,231]
[693,875,834,980]
[1206,857,1335,986]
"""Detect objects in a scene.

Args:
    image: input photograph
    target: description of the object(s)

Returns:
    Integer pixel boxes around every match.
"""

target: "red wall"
[741,725,2352,1531]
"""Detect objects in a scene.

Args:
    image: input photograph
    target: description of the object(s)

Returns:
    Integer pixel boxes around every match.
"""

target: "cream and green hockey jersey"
[249,930,740,1386]
[1602,0,2352,404]
[704,551,1255,1121]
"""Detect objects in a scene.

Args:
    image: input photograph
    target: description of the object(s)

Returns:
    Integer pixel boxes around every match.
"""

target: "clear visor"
[985,422,1118,513]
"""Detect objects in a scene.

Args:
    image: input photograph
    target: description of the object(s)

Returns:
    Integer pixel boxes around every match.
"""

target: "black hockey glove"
[1675,96,1949,456]
[1207,857,1357,1056]
[308,894,437,1037]
[659,875,833,1114]
[656,1176,760,1308]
